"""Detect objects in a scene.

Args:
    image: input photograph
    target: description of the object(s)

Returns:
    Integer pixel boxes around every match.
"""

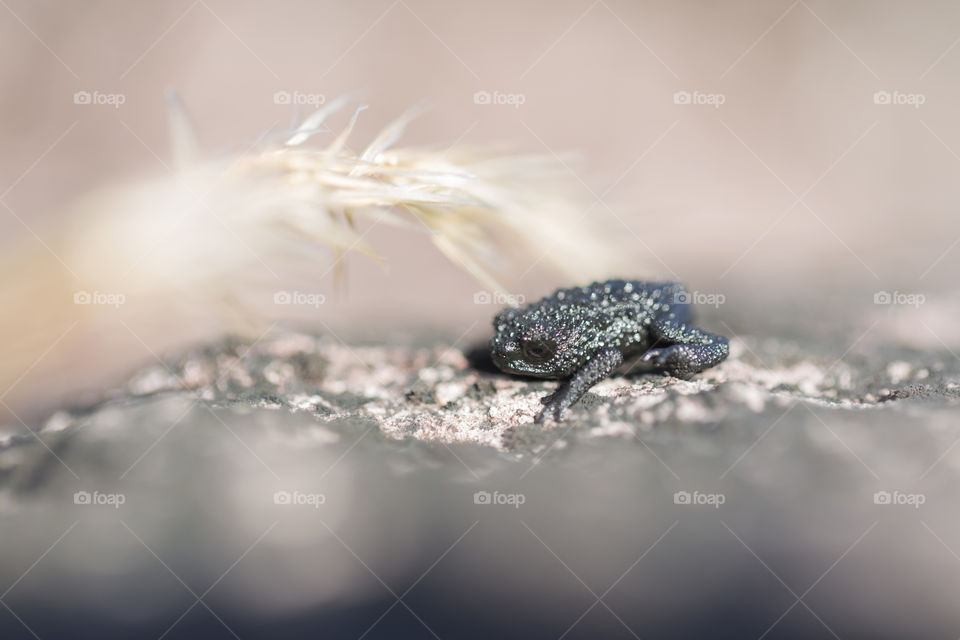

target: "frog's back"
[546,280,680,309]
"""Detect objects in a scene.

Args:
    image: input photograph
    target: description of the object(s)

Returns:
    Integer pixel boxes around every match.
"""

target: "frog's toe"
[642,346,695,379]
[641,348,670,365]
[534,398,564,423]
[534,405,549,423]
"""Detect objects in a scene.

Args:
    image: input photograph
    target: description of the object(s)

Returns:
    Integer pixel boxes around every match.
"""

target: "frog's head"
[489,304,587,379]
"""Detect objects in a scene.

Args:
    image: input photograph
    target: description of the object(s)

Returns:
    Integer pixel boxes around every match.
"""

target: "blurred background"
[4,0,960,286]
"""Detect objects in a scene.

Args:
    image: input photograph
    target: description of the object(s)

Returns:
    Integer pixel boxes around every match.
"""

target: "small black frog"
[489,280,729,422]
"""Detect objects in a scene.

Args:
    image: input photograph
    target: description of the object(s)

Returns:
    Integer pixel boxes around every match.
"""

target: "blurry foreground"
[2,296,960,639]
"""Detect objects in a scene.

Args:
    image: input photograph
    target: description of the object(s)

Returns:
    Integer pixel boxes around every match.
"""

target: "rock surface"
[3,313,960,639]
[106,327,960,452]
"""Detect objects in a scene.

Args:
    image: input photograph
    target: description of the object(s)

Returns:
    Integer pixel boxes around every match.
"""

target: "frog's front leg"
[641,315,729,380]
[535,348,623,423]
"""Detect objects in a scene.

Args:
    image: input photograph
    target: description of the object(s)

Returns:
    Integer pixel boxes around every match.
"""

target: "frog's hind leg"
[641,315,729,379]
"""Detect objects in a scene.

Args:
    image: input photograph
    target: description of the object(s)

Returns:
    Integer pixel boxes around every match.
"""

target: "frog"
[489,280,729,423]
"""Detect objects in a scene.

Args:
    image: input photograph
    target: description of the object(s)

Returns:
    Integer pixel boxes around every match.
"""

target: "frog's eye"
[521,340,554,361]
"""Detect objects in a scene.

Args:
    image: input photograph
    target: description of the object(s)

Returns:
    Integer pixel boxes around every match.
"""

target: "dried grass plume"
[2,93,632,420]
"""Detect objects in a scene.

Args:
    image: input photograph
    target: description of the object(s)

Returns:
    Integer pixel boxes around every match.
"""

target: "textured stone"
[2,324,960,638]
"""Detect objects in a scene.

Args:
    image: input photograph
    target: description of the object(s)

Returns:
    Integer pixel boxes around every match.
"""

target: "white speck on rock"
[418,368,440,385]
[42,411,74,433]
[675,399,714,423]
[287,394,328,412]
[128,366,177,396]
[264,361,295,388]
[435,382,467,405]
[887,361,912,384]
[728,382,767,413]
